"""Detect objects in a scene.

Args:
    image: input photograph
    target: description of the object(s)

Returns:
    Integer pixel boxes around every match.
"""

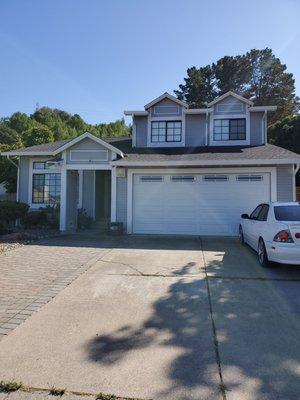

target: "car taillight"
[273,230,294,243]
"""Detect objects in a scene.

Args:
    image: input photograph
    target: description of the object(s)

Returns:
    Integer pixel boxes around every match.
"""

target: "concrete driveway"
[0,235,299,400]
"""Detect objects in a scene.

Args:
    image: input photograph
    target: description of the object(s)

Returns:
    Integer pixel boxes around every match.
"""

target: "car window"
[258,204,269,221]
[250,205,263,220]
[274,205,300,221]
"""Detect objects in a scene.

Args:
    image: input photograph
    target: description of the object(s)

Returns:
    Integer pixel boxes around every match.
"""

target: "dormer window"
[151,121,182,143]
[213,118,246,141]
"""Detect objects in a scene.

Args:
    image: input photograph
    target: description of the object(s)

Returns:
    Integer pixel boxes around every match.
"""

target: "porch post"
[111,166,117,222]
[60,166,67,231]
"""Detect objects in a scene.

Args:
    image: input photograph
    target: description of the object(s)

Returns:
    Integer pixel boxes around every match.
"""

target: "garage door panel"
[132,173,271,235]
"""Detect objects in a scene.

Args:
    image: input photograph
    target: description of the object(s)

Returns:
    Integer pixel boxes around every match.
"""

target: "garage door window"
[236,175,263,182]
[140,176,163,182]
[203,175,228,182]
[171,175,195,182]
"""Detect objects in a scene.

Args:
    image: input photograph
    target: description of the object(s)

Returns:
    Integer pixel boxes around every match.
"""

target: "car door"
[252,204,270,250]
[247,205,264,248]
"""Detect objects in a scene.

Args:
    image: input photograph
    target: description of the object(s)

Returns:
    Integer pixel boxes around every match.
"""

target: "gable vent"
[217,103,243,113]
[70,150,108,162]
[154,106,180,115]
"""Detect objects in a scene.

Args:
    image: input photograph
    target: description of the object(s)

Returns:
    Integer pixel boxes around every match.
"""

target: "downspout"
[6,155,19,201]
[262,111,267,144]
[205,111,209,146]
[294,163,300,201]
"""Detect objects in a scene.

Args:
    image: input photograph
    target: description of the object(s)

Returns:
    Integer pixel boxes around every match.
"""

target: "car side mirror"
[241,213,249,219]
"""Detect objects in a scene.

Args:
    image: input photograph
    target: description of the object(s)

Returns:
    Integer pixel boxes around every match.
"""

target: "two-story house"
[2,91,300,236]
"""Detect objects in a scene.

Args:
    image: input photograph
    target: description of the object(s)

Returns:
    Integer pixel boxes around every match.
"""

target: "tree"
[268,114,300,184]
[175,48,297,124]
[0,123,23,192]
[23,125,55,147]
[212,55,250,95]
[174,66,216,108]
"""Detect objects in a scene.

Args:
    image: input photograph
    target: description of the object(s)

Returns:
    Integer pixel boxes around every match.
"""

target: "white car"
[239,202,300,267]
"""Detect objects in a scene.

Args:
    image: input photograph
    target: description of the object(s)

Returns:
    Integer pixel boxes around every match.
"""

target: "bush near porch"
[0,200,29,234]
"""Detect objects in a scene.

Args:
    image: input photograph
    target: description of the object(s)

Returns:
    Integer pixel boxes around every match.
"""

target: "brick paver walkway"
[0,233,115,340]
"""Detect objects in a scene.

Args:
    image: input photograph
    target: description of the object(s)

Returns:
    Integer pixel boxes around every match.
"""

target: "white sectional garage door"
[132,172,271,235]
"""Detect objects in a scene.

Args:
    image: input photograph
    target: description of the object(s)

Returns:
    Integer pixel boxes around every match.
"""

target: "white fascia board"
[144,93,188,109]
[112,158,300,167]
[52,132,124,158]
[208,91,254,107]
[124,111,148,116]
[249,106,277,112]
[183,109,213,114]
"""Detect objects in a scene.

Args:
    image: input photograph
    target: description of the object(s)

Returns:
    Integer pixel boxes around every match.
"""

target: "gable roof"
[208,91,254,107]
[1,132,125,157]
[144,92,188,110]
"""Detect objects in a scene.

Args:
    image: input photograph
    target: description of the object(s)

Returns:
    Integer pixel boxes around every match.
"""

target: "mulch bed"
[0,228,60,255]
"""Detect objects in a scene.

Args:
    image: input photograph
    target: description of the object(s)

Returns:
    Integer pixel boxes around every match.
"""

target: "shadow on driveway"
[84,237,300,400]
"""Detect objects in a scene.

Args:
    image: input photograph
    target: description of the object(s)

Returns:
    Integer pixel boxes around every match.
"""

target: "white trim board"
[144,92,188,109]
[126,166,277,234]
[53,132,124,157]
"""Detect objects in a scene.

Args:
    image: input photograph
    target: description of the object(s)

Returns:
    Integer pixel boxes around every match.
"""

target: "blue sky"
[1,0,299,124]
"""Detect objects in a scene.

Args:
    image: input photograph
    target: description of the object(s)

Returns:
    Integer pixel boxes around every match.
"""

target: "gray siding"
[18,156,30,203]
[277,165,294,201]
[185,114,206,146]
[134,116,147,147]
[250,112,264,146]
[66,138,112,164]
[116,175,127,229]
[66,171,78,230]
[82,170,95,218]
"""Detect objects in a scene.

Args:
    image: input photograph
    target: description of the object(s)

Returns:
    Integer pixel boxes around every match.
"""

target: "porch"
[59,166,116,232]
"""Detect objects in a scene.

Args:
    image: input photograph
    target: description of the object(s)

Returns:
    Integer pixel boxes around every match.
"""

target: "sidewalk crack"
[198,237,227,400]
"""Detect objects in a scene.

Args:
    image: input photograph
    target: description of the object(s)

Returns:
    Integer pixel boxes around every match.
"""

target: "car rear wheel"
[239,225,245,244]
[258,238,271,267]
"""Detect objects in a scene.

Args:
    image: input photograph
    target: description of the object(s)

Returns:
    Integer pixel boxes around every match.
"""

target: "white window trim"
[69,149,108,162]
[147,115,185,148]
[209,109,250,146]
[28,158,62,209]
[126,167,277,234]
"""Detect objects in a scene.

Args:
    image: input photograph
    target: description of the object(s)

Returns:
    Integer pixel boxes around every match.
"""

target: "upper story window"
[213,118,246,141]
[151,121,182,143]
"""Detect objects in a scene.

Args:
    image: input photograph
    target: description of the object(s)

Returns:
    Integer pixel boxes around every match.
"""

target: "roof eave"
[208,91,254,107]
[144,92,188,109]
[111,158,300,167]
[124,111,149,116]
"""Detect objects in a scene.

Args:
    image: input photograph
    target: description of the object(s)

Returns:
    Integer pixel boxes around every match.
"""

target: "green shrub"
[21,210,47,228]
[0,201,29,226]
[0,222,10,235]
[43,205,60,229]
[77,208,93,229]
